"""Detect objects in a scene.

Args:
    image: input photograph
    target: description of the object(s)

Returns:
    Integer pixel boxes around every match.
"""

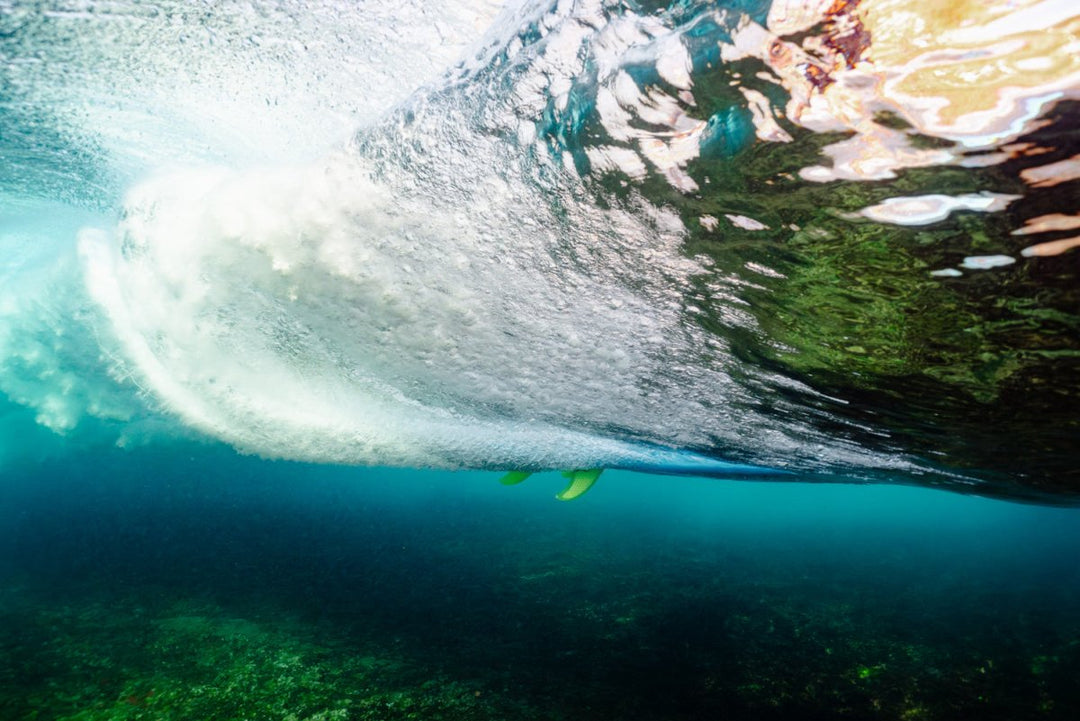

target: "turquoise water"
[2,0,1079,717]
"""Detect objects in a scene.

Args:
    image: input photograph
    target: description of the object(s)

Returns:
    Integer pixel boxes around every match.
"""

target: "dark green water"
[3,445,1079,721]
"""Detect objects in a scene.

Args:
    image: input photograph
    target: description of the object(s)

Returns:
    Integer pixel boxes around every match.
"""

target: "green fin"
[499,471,533,485]
[555,469,603,501]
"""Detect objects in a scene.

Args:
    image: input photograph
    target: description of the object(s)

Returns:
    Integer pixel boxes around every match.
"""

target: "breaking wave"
[2,0,1078,499]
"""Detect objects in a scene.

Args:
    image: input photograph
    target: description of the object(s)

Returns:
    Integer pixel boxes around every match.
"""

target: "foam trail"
[76,159,790,474]
[69,1,917,476]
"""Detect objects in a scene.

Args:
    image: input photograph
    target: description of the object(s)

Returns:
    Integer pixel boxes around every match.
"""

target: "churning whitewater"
[2,0,1079,498]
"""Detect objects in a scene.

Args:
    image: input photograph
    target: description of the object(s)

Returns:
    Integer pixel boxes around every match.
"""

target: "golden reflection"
[1020,236,1080,257]
[731,0,1080,185]
[861,0,1080,143]
[1011,214,1080,236]
[1020,154,1080,188]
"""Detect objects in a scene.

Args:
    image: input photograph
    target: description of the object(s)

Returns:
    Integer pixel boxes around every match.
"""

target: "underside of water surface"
[2,0,1079,499]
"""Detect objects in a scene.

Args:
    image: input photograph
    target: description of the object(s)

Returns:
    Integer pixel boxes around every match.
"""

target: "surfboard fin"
[556,468,603,501]
[499,471,533,485]
[498,468,603,500]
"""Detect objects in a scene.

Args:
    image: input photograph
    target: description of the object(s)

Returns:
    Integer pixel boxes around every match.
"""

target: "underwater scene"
[1,0,1079,718]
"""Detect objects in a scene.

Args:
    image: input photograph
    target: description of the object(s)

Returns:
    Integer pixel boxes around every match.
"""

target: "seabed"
[2,462,1078,721]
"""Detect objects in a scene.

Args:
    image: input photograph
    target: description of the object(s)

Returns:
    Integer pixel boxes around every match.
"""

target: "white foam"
[4,1,929,478]
[854,193,1019,226]
[77,150,698,467]
[71,109,917,475]
[0,199,143,436]
[2,0,506,199]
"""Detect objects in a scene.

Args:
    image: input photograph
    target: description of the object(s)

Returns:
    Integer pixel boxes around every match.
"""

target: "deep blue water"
[3,443,1080,719]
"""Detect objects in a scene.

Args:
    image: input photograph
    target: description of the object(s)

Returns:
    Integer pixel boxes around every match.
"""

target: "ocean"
[1,1,1078,719]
